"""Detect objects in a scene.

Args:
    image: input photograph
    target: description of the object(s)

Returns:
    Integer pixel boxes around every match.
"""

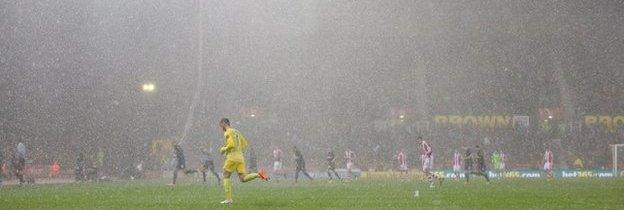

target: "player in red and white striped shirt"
[419,137,442,188]
[272,147,286,179]
[345,149,356,180]
[453,150,462,180]
[420,139,432,172]
[397,150,408,175]
[543,148,554,179]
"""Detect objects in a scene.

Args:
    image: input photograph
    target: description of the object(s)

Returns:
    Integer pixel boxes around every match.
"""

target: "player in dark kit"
[75,153,86,182]
[169,144,188,186]
[294,147,313,182]
[463,147,473,183]
[471,145,490,183]
[11,156,25,184]
[13,143,27,185]
[326,150,340,180]
[182,148,222,185]
[200,149,221,185]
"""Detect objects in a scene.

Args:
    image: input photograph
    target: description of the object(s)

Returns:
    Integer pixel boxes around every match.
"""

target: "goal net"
[612,144,624,177]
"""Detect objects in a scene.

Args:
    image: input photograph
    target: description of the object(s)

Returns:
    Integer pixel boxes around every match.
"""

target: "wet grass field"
[1,178,623,209]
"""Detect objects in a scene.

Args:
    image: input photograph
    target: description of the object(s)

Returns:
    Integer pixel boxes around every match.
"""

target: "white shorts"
[453,165,461,172]
[500,163,505,170]
[399,163,408,171]
[346,162,354,170]
[273,161,282,172]
[422,157,432,171]
[543,162,552,171]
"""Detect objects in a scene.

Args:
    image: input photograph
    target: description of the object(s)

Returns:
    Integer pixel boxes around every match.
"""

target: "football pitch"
[1,178,623,209]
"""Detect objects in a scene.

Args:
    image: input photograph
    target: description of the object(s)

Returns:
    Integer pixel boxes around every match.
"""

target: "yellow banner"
[584,115,624,130]
[434,115,512,128]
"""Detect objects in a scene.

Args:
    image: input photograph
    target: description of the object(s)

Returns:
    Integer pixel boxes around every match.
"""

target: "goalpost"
[611,144,624,177]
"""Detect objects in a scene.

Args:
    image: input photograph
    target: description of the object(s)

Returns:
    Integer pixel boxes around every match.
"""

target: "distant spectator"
[161,153,172,172]
[75,153,86,182]
[574,157,584,169]
[96,150,105,175]
[50,161,61,178]
[0,144,3,186]
[16,142,26,160]
[500,151,507,171]
[1,162,6,183]
[85,161,98,181]
[13,143,27,184]
[135,160,144,179]
[491,151,501,171]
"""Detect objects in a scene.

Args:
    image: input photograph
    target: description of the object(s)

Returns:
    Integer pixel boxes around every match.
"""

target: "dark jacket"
[475,147,487,171]
[295,150,305,169]
[464,148,473,170]
[76,154,86,171]
[327,151,337,169]
[201,152,213,167]
[174,146,185,169]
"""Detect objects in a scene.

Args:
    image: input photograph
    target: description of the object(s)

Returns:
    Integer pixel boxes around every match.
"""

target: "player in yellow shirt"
[219,118,269,204]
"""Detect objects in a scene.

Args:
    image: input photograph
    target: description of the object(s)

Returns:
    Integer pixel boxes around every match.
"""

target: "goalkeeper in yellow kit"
[218,118,269,204]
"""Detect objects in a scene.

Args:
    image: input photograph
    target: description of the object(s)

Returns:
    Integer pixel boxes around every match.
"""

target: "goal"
[611,144,624,177]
